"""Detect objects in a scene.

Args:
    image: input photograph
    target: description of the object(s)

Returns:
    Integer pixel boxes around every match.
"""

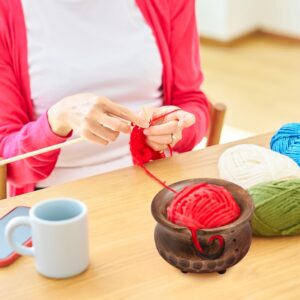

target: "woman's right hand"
[47,93,148,145]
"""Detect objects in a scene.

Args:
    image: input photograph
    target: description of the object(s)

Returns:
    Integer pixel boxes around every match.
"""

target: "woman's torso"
[21,0,163,186]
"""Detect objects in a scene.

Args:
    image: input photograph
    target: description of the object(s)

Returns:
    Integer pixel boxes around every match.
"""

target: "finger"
[139,106,154,123]
[81,129,109,145]
[99,114,131,134]
[150,106,172,120]
[170,129,183,147]
[86,119,119,142]
[147,134,173,145]
[101,99,149,128]
[178,113,196,128]
[146,140,168,152]
[164,110,196,128]
[143,120,178,136]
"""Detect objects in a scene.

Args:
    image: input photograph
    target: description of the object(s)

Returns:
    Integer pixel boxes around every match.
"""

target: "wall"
[196,0,228,41]
[196,0,300,41]
[260,0,300,38]
[196,0,258,41]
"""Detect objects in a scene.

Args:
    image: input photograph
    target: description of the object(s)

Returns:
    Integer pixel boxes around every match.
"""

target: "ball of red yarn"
[167,183,241,253]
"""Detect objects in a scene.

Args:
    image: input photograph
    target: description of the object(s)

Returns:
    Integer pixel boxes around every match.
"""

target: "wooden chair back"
[207,102,227,147]
[0,161,7,200]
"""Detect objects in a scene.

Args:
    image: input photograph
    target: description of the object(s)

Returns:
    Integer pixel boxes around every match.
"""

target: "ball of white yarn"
[218,144,300,189]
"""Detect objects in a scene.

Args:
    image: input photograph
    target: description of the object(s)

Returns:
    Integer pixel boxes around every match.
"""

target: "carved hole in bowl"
[195,235,225,260]
[193,262,203,270]
[226,256,235,265]
[207,261,217,270]
[179,259,190,268]
[168,256,177,266]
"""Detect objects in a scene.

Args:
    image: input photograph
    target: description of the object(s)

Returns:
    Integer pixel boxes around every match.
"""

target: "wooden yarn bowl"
[151,178,255,274]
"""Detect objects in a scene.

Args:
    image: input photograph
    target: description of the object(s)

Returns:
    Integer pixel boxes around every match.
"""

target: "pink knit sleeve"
[169,0,210,152]
[0,56,70,187]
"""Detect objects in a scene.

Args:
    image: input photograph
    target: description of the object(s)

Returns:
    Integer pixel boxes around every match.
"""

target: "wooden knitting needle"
[142,106,153,124]
[0,108,152,166]
[0,137,84,166]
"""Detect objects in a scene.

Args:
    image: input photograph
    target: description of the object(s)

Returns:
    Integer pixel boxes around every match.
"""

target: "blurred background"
[196,0,300,143]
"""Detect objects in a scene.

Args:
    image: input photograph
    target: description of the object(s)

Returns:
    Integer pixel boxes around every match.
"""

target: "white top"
[21,0,163,186]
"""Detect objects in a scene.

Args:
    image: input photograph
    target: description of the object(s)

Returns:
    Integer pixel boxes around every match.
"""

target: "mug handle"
[5,216,35,256]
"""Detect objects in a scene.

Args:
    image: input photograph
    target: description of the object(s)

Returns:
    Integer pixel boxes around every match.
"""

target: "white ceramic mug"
[5,198,89,279]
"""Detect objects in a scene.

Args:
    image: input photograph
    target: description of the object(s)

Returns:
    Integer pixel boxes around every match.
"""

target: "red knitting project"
[130,109,180,166]
[130,125,166,166]
[167,183,241,253]
[129,109,180,193]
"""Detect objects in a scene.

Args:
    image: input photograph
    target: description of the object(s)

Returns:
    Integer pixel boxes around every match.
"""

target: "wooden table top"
[0,133,299,300]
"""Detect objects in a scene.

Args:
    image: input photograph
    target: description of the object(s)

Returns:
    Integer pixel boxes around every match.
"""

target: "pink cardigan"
[0,0,209,196]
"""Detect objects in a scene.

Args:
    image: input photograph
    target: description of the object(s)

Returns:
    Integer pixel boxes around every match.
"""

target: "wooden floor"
[200,33,300,135]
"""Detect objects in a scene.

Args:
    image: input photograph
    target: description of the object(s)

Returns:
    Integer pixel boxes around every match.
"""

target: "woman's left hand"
[143,106,195,152]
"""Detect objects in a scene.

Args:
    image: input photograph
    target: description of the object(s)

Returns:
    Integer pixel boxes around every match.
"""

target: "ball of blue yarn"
[270,123,300,166]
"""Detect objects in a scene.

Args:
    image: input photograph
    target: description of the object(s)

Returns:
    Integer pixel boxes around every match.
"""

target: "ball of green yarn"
[248,179,300,236]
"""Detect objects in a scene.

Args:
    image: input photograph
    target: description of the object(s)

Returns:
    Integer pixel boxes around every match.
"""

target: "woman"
[0,0,210,196]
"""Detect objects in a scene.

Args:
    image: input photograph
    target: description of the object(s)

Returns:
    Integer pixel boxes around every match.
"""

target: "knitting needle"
[0,137,84,166]
[142,106,153,125]
[0,108,152,166]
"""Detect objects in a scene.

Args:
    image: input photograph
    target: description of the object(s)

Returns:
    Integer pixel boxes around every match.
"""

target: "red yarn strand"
[167,145,173,156]
[140,165,177,194]
[150,108,181,125]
